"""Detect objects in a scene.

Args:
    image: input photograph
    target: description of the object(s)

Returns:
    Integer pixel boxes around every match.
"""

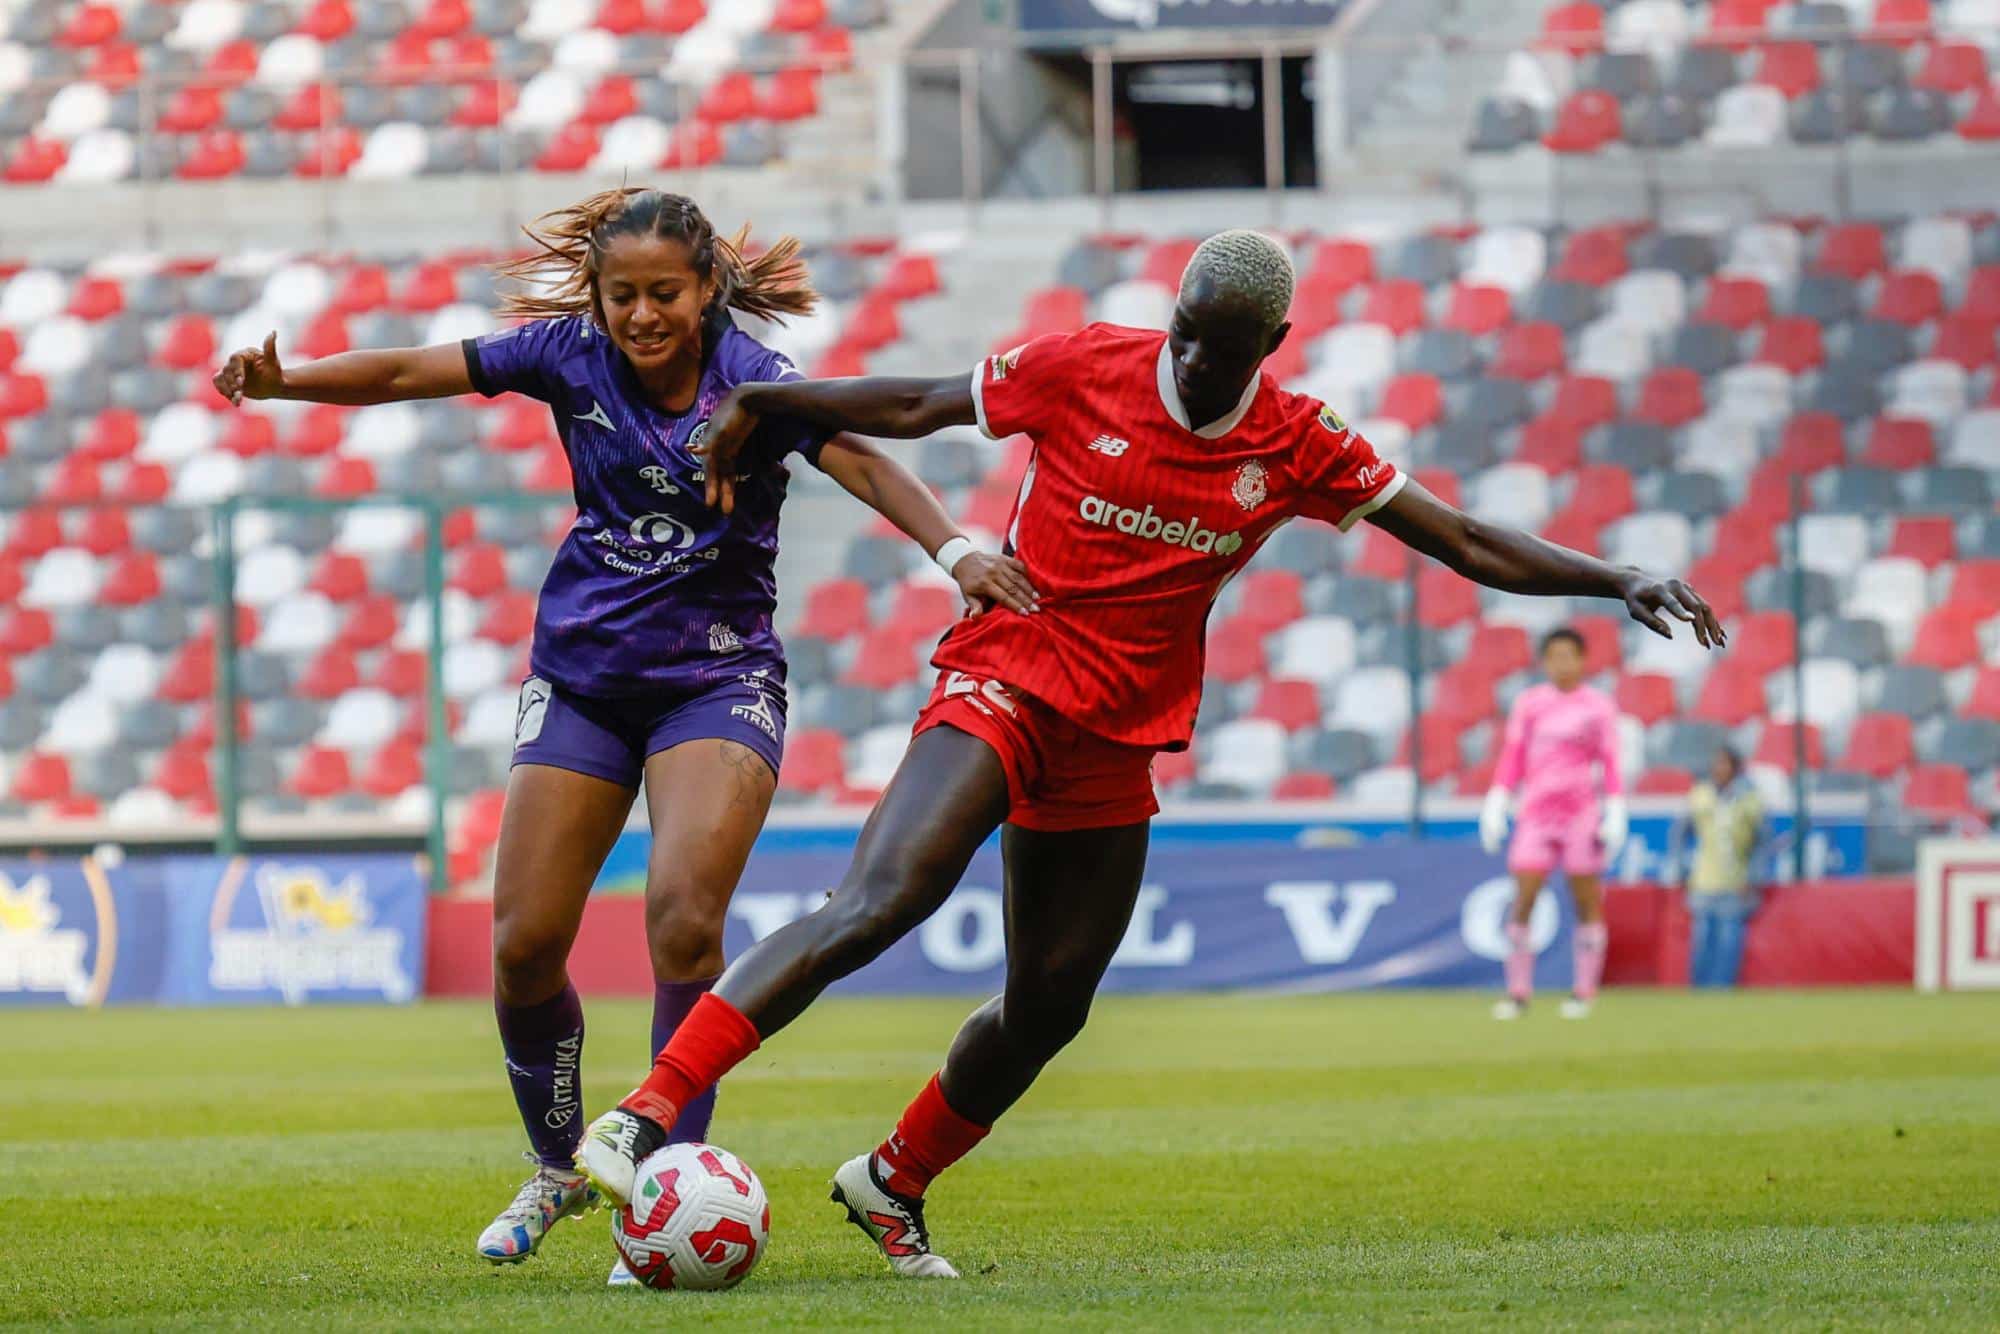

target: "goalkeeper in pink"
[1479,626,1627,1021]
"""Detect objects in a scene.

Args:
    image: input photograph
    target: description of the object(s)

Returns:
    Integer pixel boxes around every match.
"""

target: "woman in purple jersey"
[213,188,1034,1275]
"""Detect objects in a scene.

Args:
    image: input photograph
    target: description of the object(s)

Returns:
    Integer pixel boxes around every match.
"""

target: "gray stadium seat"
[1460,379,1534,433]
[1630,232,1718,279]
[54,605,119,654]
[1792,272,1859,323]
[420,129,475,176]
[723,123,780,168]
[1791,88,1868,143]
[1652,720,1734,773]
[0,702,39,750]
[16,650,83,704]
[187,272,257,317]
[1805,358,1881,420]
[1264,523,1343,575]
[812,250,871,302]
[1782,1,1851,33]
[78,750,143,800]
[796,683,879,733]
[1585,51,1659,102]
[786,637,834,689]
[376,549,429,601]
[1468,97,1540,154]
[916,437,988,491]
[1590,422,1674,472]
[121,602,192,653]
[395,85,458,128]
[159,555,213,605]
[1844,320,1915,373]
[1872,88,1949,141]
[0,462,36,506]
[1912,467,1991,512]
[1876,665,1946,718]
[1663,322,1739,377]
[843,535,913,587]
[0,91,48,136]
[1747,564,1836,616]
[1808,616,1891,669]
[380,453,444,495]
[1670,46,1740,103]
[1405,330,1479,380]
[106,88,143,133]
[473,0,528,35]
[1428,422,1502,474]
[238,1,293,43]
[450,745,505,795]
[225,86,280,131]
[1624,95,1699,149]
[1822,466,1904,510]
[1961,516,2000,559]
[1520,280,1601,331]
[4,416,68,463]
[443,452,517,493]
[48,370,111,418]
[250,699,322,747]
[1316,577,1399,624]
[1927,719,2000,771]
[1652,470,1728,518]
[1291,728,1378,780]
[234,651,294,701]
[125,273,184,320]
[1380,235,1458,287]
[242,456,309,496]
[241,133,298,179]
[352,313,420,349]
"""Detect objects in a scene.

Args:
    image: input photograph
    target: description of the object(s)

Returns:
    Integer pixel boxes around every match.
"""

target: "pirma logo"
[1078,494,1243,556]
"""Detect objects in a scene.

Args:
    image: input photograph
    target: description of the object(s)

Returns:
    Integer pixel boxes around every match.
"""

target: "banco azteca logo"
[1077,494,1242,556]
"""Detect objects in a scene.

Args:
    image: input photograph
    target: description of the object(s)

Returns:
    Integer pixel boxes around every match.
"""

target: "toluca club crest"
[1232,460,1268,512]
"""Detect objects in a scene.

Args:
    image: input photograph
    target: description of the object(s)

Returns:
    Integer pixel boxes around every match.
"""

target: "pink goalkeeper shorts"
[1507,804,1606,876]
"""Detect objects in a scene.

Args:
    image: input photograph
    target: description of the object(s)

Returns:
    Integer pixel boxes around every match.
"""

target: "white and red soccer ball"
[611,1142,770,1291]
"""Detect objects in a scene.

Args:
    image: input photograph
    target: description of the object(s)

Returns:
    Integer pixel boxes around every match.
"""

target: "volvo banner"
[1018,0,1348,34]
[0,853,426,1008]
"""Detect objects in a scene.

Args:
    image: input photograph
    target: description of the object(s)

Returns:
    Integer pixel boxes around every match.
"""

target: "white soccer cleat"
[476,1155,599,1264]
[607,1258,638,1287]
[829,1152,960,1279]
[577,1107,666,1207]
[1491,997,1526,1021]
[1560,996,1593,1020]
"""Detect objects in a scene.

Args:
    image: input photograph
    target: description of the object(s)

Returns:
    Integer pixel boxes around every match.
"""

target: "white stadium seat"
[1723,224,1804,288]
[1608,271,1687,337]
[441,640,509,699]
[594,116,674,174]
[1888,360,1969,428]
[520,0,595,41]
[1298,324,1397,406]
[1608,511,1693,573]
[1348,766,1416,806]
[395,591,477,651]
[1706,86,1787,148]
[1328,666,1413,746]
[424,303,496,346]
[1472,463,1553,531]
[1497,50,1569,112]
[322,689,401,751]
[552,28,621,77]
[1095,279,1175,331]
[0,267,66,325]
[508,69,585,132]
[1464,227,1547,296]
[88,644,162,705]
[23,548,102,609]
[1767,657,1862,735]
[235,543,307,608]
[1270,616,1359,686]
[1901,217,1973,283]
[172,450,246,505]
[166,0,245,51]
[1711,365,1794,431]
[460,687,524,747]
[344,401,423,459]
[258,593,340,656]
[353,123,430,181]
[666,24,743,87]
[1844,557,1929,653]
[107,788,182,827]
[1609,0,1691,55]
[57,128,135,184]
[255,33,324,87]
[336,506,426,556]
[1574,318,1654,383]
[1797,514,1871,580]
[262,262,333,322]
[19,316,93,377]
[0,42,29,96]
[45,692,119,754]
[1681,415,1762,478]
[1200,719,1288,792]
[1948,410,2000,468]
[848,724,912,791]
[40,81,111,141]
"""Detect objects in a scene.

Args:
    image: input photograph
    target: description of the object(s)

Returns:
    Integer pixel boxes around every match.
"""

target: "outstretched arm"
[694,375,974,512]
[814,433,1039,616]
[213,332,473,407]
[1366,479,1727,648]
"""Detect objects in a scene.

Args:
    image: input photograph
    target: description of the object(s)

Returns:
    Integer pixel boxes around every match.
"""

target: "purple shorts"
[510,672,786,788]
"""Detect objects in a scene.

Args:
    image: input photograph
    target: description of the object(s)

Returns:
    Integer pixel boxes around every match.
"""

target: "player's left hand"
[953,552,1039,616]
[1618,570,1726,648]
[692,388,757,515]
[1598,796,1629,858]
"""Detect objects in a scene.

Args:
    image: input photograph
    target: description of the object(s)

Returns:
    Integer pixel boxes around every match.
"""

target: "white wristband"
[933,535,976,579]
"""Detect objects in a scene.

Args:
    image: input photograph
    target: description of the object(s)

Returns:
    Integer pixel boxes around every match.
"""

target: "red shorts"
[912,670,1160,832]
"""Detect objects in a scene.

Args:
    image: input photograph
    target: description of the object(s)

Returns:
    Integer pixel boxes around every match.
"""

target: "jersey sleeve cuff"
[970,360,998,441]
[460,337,497,398]
[1336,468,1408,532]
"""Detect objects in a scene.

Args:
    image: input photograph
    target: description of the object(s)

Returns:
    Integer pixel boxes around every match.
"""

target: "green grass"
[5,990,1998,1330]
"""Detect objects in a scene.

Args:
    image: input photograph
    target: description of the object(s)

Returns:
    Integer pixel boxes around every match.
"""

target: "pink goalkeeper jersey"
[1492,682,1624,823]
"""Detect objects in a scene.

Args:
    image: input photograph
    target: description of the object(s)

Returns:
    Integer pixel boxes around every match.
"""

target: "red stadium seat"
[0,606,53,656]
[202,40,259,85]
[1235,570,1306,634]
[779,728,846,795]
[0,557,20,608]
[1442,283,1511,336]
[0,371,47,419]
[1538,1,1606,52]
[1931,314,1997,370]
[581,74,639,125]
[295,127,364,178]
[1272,772,1337,800]
[44,456,102,506]
[1753,316,1825,373]
[1683,553,1747,622]
[1204,615,1265,684]
[1545,90,1621,152]
[0,327,15,373]
[806,25,854,71]
[1710,0,1780,49]
[842,291,901,353]
[3,508,62,559]
[448,543,508,598]
[1551,226,1629,286]
[98,552,161,607]
[317,457,378,497]
[1873,269,1945,326]
[1772,412,1846,476]
[1516,414,1586,472]
[372,648,429,697]
[1635,767,1695,795]
[66,275,123,322]
[284,403,347,458]
[1416,566,1481,628]
[397,261,459,313]
[453,79,517,128]
[11,753,73,804]
[1916,40,1986,93]
[661,120,722,168]
[796,576,870,640]
[660,0,708,34]
[842,627,921,689]
[155,314,218,371]
[1465,623,1533,680]
[1261,337,1307,382]
[594,0,649,33]
[1871,0,1932,43]
[380,31,439,84]
[1139,239,1201,289]
[57,2,121,45]
[1905,763,1976,817]
[1816,223,1888,279]
[1377,374,1443,430]
[413,0,470,36]
[275,83,340,131]
[1399,712,1468,784]
[1839,713,1914,778]
[758,68,820,122]
[329,264,391,315]
[771,0,829,31]
[360,736,423,799]
[76,508,130,558]
[1948,559,2000,616]
[159,85,224,134]
[155,745,213,805]
[117,460,171,503]
[1411,468,1462,508]
[1887,515,1956,568]
[300,646,362,700]
[1550,375,1620,431]
[1250,678,1322,733]
[1754,41,1822,98]
[1020,286,1088,336]
[1570,614,1622,675]
[4,137,66,184]
[1569,464,1637,526]
[528,444,571,490]
[77,408,138,461]
[1541,505,1606,556]
[1615,672,1679,725]
[297,0,355,40]
[86,40,141,89]
[1965,667,2000,720]
[1491,322,1566,380]
[1352,524,1411,579]
[963,480,1019,534]
[1754,721,1823,772]
[309,551,371,602]
[1635,367,1705,427]
[477,591,537,646]
[885,582,960,639]
[1961,85,2000,140]
[1428,660,1498,721]
[1301,237,1375,294]
[156,640,215,703]
[698,72,757,124]
[290,745,354,800]
[1861,417,1935,468]
[1698,276,1772,330]
[1359,280,1428,335]
[1730,610,1796,677]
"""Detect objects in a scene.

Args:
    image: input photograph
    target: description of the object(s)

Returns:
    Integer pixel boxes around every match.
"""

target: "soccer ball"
[611,1142,770,1291]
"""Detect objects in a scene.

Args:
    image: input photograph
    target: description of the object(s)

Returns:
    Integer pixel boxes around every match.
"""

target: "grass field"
[6,989,1999,1330]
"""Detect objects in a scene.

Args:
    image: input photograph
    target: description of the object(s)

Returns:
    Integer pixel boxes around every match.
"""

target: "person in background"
[1676,746,1765,988]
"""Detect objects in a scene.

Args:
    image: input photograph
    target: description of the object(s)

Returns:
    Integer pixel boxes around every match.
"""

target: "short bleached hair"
[1178,229,1295,329]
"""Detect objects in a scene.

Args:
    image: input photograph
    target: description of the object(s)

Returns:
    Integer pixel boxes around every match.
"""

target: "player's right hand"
[952,552,1039,617]
[213,331,284,406]
[1479,787,1510,856]
[693,387,757,514]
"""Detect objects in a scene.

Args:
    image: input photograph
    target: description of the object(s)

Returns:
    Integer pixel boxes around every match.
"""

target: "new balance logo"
[1077,495,1244,556]
[1088,434,1131,457]
[575,400,614,432]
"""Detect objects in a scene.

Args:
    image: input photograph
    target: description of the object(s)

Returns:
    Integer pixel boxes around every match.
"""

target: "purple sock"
[652,975,720,1144]
[495,983,585,1169]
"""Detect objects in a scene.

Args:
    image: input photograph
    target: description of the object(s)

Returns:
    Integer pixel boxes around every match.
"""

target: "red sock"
[875,1073,990,1198]
[621,992,760,1129]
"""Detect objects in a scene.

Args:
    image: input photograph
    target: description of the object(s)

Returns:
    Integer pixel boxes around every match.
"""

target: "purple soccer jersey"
[463,312,828,698]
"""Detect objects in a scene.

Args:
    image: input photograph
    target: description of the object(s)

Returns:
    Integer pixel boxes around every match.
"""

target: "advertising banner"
[1019,0,1347,34]
[0,853,425,1008]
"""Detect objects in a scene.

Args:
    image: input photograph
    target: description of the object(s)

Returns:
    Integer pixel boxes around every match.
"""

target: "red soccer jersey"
[934,322,1405,750]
